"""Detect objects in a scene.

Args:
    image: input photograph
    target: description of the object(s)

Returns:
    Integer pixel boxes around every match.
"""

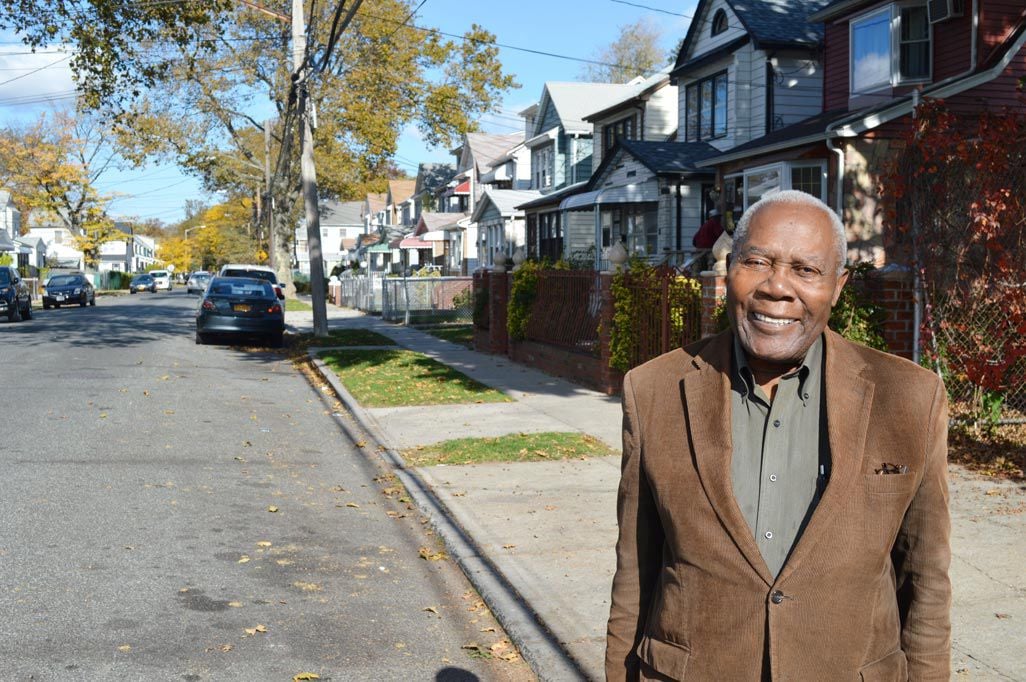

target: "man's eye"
[793,266,822,279]
[743,258,770,270]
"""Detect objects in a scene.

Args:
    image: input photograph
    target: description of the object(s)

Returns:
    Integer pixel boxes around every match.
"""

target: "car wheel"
[22,301,31,319]
[8,302,21,322]
[90,294,96,306]
[195,332,207,345]
[267,332,284,348]
[130,290,135,295]
[80,295,87,307]
[43,302,51,309]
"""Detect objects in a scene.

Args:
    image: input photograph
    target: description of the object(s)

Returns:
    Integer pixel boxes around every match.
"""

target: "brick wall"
[861,266,916,359]
[701,272,726,338]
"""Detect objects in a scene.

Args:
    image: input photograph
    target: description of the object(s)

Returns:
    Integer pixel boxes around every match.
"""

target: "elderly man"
[605,190,950,681]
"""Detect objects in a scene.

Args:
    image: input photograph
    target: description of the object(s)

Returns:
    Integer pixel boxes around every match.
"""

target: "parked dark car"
[42,273,96,309]
[186,271,211,295]
[0,265,32,322]
[130,274,157,293]
[195,276,284,347]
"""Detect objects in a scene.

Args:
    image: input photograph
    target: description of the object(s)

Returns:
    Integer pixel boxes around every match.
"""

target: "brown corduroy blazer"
[605,330,951,682]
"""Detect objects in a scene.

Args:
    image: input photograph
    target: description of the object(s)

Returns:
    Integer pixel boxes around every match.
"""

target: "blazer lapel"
[683,333,774,586]
[776,331,874,583]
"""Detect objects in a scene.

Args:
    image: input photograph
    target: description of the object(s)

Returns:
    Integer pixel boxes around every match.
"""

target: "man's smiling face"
[726,201,848,375]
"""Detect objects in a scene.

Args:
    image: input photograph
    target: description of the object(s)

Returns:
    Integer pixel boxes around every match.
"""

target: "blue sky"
[0,1,696,226]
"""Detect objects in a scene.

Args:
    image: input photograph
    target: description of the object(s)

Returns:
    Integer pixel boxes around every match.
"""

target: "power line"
[0,54,71,87]
[610,0,692,18]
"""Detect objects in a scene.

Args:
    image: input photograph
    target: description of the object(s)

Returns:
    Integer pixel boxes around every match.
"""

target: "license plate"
[232,304,251,312]
[55,295,64,301]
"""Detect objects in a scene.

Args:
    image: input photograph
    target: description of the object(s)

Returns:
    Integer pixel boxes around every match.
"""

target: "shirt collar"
[732,334,823,404]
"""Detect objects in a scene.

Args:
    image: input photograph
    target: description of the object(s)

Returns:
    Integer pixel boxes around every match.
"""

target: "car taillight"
[268,303,282,314]
[201,300,217,311]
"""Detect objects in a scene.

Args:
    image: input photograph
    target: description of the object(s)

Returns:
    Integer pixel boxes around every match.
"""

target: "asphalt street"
[0,291,533,681]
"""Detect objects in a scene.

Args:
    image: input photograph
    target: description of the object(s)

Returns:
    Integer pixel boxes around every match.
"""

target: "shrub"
[507,260,540,341]
[830,263,888,351]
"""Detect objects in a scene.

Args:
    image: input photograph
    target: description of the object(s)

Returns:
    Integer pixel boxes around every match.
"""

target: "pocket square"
[875,463,910,475]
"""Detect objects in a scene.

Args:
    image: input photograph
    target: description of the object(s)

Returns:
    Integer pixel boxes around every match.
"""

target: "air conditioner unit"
[928,0,963,24]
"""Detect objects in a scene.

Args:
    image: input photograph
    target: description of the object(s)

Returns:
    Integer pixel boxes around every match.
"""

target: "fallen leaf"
[418,546,447,561]
[243,624,268,636]
[985,489,1002,496]
[267,506,279,513]
[292,674,321,682]
[293,581,322,592]
[256,541,272,548]
[142,390,150,396]
[99,413,108,419]
[164,409,175,415]
[355,440,367,448]
[544,505,557,511]
[238,555,251,564]
[996,613,1012,619]
[423,606,439,615]
[502,544,516,550]
[480,627,496,633]
[219,644,234,652]
[228,601,243,608]
[117,645,131,652]
[345,502,360,508]
[159,375,169,381]
[234,456,246,462]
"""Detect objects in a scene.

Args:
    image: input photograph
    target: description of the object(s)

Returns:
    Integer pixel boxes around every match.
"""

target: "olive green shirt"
[730,335,827,578]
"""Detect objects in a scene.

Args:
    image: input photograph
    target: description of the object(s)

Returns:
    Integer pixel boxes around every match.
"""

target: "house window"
[685,71,728,141]
[851,4,931,93]
[532,145,554,189]
[727,161,828,212]
[538,212,563,262]
[54,230,63,244]
[711,9,728,36]
[603,115,636,155]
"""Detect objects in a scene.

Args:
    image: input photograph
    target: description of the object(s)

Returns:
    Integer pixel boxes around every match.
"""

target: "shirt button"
[773,419,781,427]
[764,531,773,539]
[771,590,785,604]
[803,392,810,400]
[769,474,778,482]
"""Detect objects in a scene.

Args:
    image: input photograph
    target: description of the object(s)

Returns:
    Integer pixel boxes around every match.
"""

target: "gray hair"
[731,190,847,274]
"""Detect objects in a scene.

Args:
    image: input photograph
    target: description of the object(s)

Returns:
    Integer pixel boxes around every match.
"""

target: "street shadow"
[435,668,480,682]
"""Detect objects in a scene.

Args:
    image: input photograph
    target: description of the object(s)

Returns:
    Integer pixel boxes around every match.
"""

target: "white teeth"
[753,313,794,326]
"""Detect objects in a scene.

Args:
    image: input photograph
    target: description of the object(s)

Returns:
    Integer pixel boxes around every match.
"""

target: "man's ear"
[830,268,850,307]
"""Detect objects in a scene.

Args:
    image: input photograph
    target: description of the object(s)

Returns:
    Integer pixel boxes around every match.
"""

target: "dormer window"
[711,9,728,36]
[851,3,931,94]
[685,71,728,141]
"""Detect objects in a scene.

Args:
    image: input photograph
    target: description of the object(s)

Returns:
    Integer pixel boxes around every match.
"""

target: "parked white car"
[218,264,285,300]
[150,269,173,291]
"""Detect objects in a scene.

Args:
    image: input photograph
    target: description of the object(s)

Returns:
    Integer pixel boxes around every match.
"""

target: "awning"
[453,179,470,195]
[368,243,392,253]
[560,181,661,211]
[399,237,432,249]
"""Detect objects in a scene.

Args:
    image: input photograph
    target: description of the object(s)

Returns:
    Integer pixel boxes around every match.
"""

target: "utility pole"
[264,118,275,270]
[292,0,328,336]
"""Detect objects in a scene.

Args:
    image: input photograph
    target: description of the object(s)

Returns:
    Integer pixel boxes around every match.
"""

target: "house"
[0,191,21,238]
[401,211,471,275]
[472,189,543,265]
[23,225,84,269]
[14,235,45,273]
[384,178,418,229]
[515,80,649,267]
[295,200,364,274]
[412,163,457,220]
[97,223,158,273]
[699,0,1026,265]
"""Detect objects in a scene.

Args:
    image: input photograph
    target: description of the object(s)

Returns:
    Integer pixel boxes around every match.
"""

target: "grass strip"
[319,348,509,407]
[403,431,615,466]
[422,325,474,348]
[292,328,397,352]
[285,298,313,312]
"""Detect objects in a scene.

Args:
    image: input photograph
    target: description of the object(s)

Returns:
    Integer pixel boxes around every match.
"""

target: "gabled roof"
[471,189,543,223]
[414,163,457,196]
[319,200,364,226]
[673,0,830,76]
[0,228,16,251]
[535,82,643,135]
[14,235,44,249]
[582,66,674,122]
[415,212,469,235]
[464,132,525,173]
[0,190,16,206]
[363,193,387,216]
[386,179,417,205]
[589,139,719,189]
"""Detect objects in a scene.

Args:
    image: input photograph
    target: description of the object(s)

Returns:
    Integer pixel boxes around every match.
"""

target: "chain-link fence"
[336,273,384,312]
[890,102,1026,422]
[381,276,473,324]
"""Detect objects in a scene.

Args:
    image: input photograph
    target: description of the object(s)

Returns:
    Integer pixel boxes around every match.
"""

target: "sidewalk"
[290,305,1026,682]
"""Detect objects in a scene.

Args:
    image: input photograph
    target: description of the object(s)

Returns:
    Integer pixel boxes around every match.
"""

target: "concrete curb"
[309,352,589,682]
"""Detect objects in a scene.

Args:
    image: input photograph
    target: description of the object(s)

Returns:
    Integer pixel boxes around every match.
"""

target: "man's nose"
[756,263,796,297]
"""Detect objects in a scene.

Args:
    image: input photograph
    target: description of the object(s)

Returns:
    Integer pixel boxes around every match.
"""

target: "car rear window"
[209,280,274,298]
[222,269,277,284]
[151,271,168,277]
[0,269,10,285]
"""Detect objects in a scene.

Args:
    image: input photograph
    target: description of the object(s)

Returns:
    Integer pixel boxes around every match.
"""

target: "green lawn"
[293,328,397,349]
[285,298,313,312]
[422,325,474,348]
[403,431,615,466]
[319,348,509,407]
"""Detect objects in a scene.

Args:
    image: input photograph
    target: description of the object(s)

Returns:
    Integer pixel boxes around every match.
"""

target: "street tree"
[106,0,517,288]
[0,107,123,266]
[580,18,666,83]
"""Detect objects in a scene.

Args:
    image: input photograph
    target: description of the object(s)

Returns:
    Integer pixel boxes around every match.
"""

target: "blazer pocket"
[636,635,691,680]
[865,472,917,495]
[859,648,908,681]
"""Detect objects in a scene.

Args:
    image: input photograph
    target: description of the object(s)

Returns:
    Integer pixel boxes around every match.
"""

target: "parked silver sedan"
[186,271,211,295]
